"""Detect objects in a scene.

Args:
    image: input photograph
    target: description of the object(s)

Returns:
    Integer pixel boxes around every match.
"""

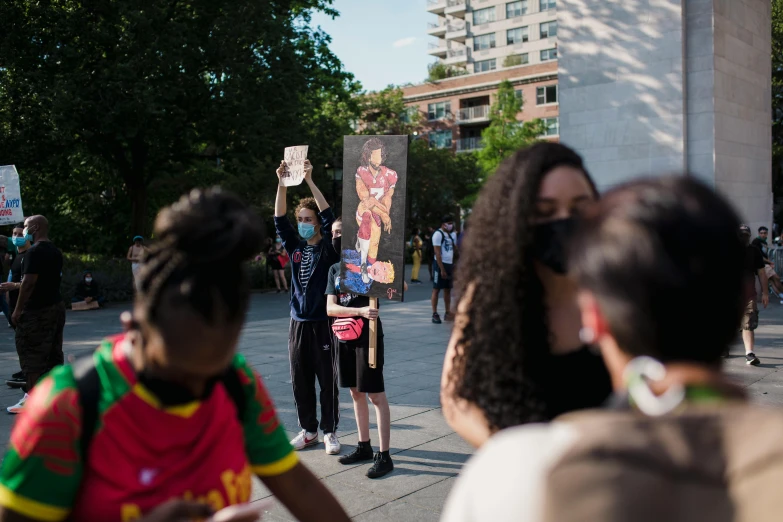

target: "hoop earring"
[579,327,596,344]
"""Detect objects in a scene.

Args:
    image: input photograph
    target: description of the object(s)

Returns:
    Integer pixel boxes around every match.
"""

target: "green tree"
[0,0,359,251]
[773,0,783,213]
[356,86,421,136]
[427,62,468,82]
[476,80,545,176]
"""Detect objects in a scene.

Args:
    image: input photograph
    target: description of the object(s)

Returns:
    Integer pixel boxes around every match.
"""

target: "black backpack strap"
[72,353,100,460]
[221,367,247,423]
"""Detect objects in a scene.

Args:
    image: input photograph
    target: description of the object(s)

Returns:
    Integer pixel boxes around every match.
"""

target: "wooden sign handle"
[369,297,378,369]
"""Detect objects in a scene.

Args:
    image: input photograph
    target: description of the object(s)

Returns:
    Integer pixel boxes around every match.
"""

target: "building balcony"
[428,42,448,57]
[457,105,491,124]
[426,0,446,15]
[427,20,447,37]
[444,47,469,66]
[445,21,468,42]
[457,137,484,153]
[445,0,466,18]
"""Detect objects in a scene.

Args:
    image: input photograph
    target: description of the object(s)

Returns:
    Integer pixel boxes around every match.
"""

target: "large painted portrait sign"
[340,136,408,302]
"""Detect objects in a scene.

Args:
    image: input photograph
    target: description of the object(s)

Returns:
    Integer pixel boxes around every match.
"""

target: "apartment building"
[403,0,560,153]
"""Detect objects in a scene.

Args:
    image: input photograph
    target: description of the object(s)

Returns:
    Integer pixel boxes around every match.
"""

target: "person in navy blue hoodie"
[275,158,342,455]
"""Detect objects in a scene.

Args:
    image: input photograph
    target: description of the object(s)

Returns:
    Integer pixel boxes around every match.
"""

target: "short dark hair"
[442,215,454,224]
[360,138,387,168]
[569,176,744,365]
[759,226,769,233]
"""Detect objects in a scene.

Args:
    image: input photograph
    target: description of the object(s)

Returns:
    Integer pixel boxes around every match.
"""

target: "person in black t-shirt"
[7,215,65,414]
[71,271,105,310]
[325,229,393,479]
[740,224,768,366]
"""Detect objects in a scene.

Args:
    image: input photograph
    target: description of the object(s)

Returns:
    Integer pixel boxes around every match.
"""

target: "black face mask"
[532,217,577,275]
[332,236,342,254]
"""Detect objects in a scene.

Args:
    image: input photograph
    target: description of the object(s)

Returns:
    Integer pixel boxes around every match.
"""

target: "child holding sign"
[325,220,393,479]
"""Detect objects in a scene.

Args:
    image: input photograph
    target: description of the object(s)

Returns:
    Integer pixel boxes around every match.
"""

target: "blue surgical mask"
[298,223,316,240]
[12,237,26,247]
[275,238,282,243]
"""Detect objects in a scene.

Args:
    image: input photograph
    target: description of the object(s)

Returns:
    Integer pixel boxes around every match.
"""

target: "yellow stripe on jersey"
[132,384,202,418]
[252,451,299,477]
[0,484,70,522]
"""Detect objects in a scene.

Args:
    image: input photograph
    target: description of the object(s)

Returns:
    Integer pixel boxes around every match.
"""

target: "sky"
[311,0,433,92]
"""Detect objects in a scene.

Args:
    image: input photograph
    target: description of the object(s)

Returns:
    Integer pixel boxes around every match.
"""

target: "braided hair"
[450,142,597,431]
[137,188,264,329]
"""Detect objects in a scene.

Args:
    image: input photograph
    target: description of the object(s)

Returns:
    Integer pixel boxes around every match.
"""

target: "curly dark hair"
[450,142,597,432]
[360,137,387,168]
[294,197,319,218]
[138,187,264,328]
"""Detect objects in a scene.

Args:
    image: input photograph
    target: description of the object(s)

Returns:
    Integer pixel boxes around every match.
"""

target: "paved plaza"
[0,280,782,520]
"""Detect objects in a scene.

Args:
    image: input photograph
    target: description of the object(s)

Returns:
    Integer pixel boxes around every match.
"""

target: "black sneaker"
[432,313,442,324]
[11,372,23,380]
[367,452,393,479]
[338,444,373,465]
[5,378,24,389]
[746,352,761,366]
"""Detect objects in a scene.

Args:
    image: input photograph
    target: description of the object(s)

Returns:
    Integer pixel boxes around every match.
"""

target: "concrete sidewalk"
[0,290,782,520]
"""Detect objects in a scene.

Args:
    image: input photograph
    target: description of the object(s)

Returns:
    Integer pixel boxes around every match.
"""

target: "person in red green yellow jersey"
[0,188,350,522]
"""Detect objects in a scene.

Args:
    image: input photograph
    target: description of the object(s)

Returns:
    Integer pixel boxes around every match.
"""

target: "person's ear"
[576,290,610,344]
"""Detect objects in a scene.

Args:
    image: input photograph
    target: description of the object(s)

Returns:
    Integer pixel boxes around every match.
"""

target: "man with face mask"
[7,215,65,414]
[274,159,342,455]
[432,216,459,324]
[0,226,31,387]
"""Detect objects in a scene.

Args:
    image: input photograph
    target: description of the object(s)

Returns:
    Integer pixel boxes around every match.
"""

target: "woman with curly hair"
[440,142,613,448]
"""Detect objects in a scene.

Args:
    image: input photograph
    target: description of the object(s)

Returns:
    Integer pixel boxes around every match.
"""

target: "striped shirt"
[299,245,316,292]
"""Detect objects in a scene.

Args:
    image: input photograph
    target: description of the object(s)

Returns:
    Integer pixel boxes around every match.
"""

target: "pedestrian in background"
[0,225,32,388]
[740,224,768,366]
[410,227,423,284]
[431,216,458,324]
[127,235,146,289]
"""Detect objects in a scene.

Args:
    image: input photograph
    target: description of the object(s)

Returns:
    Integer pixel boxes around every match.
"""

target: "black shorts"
[433,262,454,290]
[268,256,283,270]
[338,331,385,394]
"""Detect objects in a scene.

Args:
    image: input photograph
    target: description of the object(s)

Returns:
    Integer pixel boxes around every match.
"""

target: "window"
[536,85,558,104]
[515,89,523,101]
[474,33,496,51]
[507,27,529,45]
[473,6,496,25]
[429,130,453,149]
[540,48,557,61]
[427,101,451,121]
[540,0,556,10]
[474,58,497,73]
[506,0,528,18]
[543,117,559,136]
[540,21,557,39]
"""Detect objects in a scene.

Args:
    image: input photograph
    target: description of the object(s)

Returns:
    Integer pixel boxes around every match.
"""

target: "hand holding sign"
[279,146,309,187]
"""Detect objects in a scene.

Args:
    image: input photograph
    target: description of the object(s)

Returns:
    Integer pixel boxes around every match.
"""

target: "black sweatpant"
[289,319,339,434]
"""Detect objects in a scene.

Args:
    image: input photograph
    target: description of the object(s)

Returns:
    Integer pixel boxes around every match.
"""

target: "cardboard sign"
[280,145,309,186]
[0,166,24,226]
[340,136,408,302]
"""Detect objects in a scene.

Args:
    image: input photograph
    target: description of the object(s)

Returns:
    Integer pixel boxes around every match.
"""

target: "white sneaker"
[7,393,28,414]
[324,432,341,455]
[290,430,319,450]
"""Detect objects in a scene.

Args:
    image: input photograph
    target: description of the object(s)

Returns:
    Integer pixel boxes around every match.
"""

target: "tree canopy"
[476,80,544,177]
[0,0,359,253]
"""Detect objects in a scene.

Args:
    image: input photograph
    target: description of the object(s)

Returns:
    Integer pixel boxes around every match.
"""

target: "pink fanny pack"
[331,318,364,341]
